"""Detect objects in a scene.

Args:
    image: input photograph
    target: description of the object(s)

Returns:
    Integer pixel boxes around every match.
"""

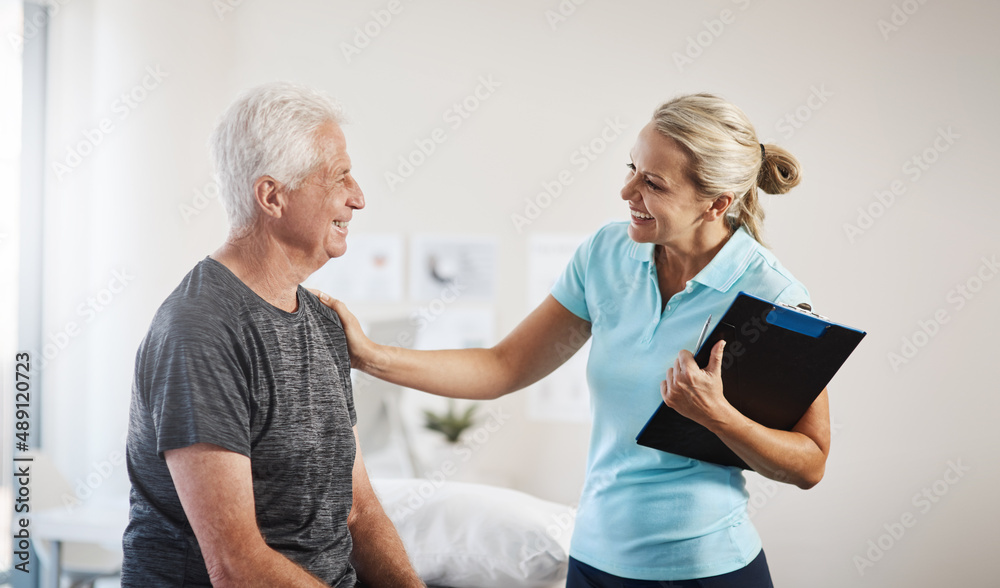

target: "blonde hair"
[651,93,801,244]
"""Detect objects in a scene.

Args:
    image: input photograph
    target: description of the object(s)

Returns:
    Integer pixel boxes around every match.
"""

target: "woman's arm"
[316,292,592,400]
[662,341,831,489]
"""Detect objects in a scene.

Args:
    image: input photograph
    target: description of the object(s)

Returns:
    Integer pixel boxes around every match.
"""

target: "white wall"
[33,0,999,585]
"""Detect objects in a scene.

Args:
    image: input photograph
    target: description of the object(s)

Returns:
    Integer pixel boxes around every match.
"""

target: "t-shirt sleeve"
[550,231,598,322]
[139,307,253,458]
[333,327,356,428]
[305,291,357,427]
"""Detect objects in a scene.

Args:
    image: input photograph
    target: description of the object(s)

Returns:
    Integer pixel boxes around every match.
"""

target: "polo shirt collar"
[692,227,757,292]
[627,240,655,262]
[626,226,758,293]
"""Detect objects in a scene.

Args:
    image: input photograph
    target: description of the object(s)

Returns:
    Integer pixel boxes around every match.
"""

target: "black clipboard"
[635,291,866,469]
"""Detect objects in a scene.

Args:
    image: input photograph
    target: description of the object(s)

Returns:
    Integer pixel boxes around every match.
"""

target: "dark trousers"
[566,549,774,588]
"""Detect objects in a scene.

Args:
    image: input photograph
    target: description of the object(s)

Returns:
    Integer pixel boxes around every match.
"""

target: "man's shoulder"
[149,259,245,337]
[299,289,343,330]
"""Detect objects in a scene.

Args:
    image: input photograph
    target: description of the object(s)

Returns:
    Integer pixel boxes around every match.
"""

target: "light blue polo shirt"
[551,221,810,581]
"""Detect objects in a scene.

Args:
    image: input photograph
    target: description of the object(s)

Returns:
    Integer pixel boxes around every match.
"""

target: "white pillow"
[371,478,575,588]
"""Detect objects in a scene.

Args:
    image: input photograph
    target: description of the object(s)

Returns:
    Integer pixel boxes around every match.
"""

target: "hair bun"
[757,144,802,195]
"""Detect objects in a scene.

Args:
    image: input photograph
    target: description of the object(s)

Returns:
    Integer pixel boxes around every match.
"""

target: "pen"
[695,314,712,352]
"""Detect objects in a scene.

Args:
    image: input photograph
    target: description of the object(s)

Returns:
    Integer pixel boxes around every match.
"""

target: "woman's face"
[621,122,715,247]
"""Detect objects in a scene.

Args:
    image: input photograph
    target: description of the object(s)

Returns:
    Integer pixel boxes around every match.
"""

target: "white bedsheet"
[373,478,576,588]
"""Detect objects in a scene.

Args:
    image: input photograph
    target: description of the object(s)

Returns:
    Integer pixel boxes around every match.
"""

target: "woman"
[320,93,828,587]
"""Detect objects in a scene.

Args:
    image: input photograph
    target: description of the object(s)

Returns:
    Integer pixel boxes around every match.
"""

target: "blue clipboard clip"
[769,302,832,339]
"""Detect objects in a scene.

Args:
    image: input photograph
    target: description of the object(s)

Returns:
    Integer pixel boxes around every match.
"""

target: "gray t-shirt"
[122,258,358,587]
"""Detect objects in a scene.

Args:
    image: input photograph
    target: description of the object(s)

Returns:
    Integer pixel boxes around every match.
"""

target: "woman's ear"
[706,192,735,221]
[253,175,284,219]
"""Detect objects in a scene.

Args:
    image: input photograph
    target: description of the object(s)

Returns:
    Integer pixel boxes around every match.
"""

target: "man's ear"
[705,192,735,222]
[253,175,284,219]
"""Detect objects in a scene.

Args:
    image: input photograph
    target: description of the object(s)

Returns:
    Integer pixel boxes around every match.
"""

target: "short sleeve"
[550,232,597,322]
[138,307,253,458]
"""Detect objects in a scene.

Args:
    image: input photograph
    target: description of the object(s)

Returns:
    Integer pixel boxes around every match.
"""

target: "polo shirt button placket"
[642,267,659,344]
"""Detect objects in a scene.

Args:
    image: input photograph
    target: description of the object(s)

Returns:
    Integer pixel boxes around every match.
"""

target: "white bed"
[372,478,574,588]
[360,319,574,587]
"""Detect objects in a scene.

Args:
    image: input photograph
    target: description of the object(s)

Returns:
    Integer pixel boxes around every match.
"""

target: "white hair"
[209,82,346,230]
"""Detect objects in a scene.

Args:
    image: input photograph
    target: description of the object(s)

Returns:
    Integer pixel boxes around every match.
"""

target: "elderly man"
[122,83,423,587]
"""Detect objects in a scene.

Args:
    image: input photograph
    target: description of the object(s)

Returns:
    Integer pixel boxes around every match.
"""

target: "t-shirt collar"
[627,226,757,293]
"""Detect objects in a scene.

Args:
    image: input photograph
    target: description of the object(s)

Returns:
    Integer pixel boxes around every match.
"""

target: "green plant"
[423,399,478,443]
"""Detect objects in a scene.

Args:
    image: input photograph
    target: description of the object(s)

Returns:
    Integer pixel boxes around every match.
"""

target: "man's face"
[275,121,365,267]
